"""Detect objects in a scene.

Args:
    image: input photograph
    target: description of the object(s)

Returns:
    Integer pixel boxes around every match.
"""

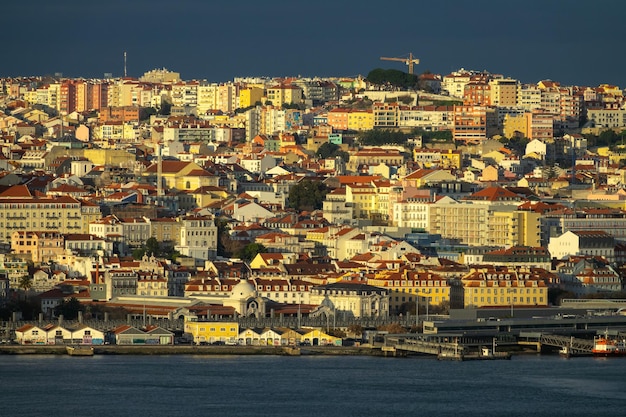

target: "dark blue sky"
[4,0,625,87]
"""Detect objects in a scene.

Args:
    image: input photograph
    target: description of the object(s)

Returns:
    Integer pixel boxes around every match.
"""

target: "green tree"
[54,297,84,320]
[282,102,303,110]
[18,275,32,292]
[132,236,166,260]
[412,128,454,143]
[158,100,172,115]
[366,68,419,89]
[316,142,350,162]
[3,296,41,320]
[140,107,157,121]
[358,129,411,146]
[317,142,338,159]
[501,136,530,156]
[237,243,267,262]
[132,247,146,260]
[548,288,577,306]
[216,217,247,258]
[84,303,129,321]
[216,218,231,257]
[377,323,407,334]
[145,237,160,256]
[327,328,346,338]
[347,324,364,338]
[288,179,328,211]
[598,129,619,147]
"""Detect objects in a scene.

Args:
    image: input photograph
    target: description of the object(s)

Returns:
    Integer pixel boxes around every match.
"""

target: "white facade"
[232,202,274,223]
[175,216,218,262]
[525,139,547,158]
[548,231,615,261]
[392,198,431,230]
[587,108,626,128]
[240,154,277,174]
[397,107,454,130]
[517,84,542,110]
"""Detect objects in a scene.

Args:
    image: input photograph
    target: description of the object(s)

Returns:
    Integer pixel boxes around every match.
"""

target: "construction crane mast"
[380,52,420,75]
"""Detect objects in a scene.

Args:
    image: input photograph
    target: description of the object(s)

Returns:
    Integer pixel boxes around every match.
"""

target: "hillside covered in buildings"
[1,66,626,325]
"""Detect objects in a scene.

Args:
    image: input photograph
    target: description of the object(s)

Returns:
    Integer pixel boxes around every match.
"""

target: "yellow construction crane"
[380,52,420,75]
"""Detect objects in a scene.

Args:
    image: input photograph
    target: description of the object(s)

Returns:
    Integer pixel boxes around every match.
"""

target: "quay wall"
[0,344,381,356]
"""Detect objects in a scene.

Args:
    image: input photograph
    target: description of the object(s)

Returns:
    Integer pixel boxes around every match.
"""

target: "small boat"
[66,345,95,356]
[559,346,572,358]
[282,346,301,356]
[592,333,626,357]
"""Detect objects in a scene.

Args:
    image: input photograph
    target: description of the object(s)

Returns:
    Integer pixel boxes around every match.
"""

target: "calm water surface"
[2,354,625,417]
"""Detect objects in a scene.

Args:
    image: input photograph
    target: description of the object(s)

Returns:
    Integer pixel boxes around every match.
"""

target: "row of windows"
[198,327,236,332]
[0,204,79,209]
[473,297,544,304]
[2,222,79,228]
[393,296,442,303]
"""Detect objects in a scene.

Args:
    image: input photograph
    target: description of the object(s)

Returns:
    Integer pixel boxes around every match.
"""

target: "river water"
[2,354,625,417]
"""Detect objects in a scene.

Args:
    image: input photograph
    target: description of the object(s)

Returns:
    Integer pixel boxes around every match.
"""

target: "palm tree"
[18,275,33,292]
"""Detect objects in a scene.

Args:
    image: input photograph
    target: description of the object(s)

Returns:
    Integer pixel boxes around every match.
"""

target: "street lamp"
[415,292,419,330]
[142,292,146,327]
[297,293,301,329]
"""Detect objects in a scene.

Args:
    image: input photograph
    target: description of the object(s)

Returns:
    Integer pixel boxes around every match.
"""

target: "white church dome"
[230,280,256,300]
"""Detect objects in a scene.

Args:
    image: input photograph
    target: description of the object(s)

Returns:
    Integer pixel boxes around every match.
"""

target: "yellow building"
[83,148,137,166]
[143,160,209,190]
[459,267,550,309]
[299,328,341,346]
[0,186,83,244]
[186,186,230,209]
[347,109,374,131]
[174,170,220,192]
[11,231,65,263]
[345,183,377,219]
[266,84,303,108]
[368,270,451,314]
[80,200,103,234]
[489,78,518,107]
[347,147,406,173]
[147,218,182,247]
[239,87,264,108]
[413,149,463,169]
[371,179,391,222]
[400,168,457,188]
[488,208,541,247]
[327,108,374,131]
[306,136,329,153]
[598,84,623,97]
[184,319,239,345]
[503,113,528,138]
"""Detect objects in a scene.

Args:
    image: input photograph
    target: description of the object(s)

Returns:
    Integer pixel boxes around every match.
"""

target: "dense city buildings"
[1,64,626,332]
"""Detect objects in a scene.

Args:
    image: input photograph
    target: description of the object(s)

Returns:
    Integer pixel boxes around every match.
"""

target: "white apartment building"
[175,215,218,263]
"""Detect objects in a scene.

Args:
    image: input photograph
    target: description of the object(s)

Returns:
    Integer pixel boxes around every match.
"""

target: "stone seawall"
[0,345,381,356]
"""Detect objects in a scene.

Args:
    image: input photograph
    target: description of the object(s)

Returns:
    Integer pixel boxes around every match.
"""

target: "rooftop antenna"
[124,51,127,77]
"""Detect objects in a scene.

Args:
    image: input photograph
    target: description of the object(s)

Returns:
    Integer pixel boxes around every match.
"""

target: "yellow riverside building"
[184,319,239,345]
[459,266,553,309]
[367,269,451,315]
